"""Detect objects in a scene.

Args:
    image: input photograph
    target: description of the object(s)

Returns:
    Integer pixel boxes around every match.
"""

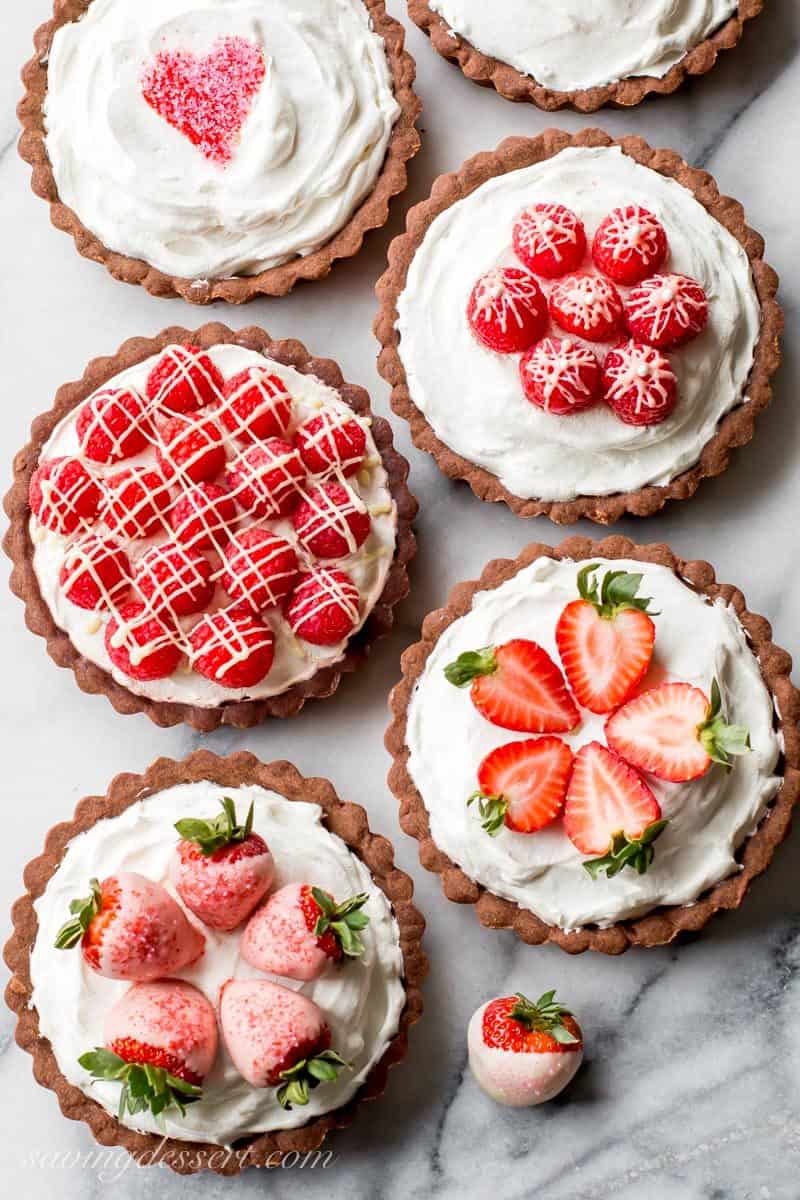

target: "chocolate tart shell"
[18,0,421,304]
[4,750,428,1174]
[408,0,762,112]
[3,322,418,731]
[386,534,800,955]
[375,128,782,525]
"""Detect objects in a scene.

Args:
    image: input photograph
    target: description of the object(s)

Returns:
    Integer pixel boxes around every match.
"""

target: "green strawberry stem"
[510,990,579,1045]
[174,796,254,856]
[276,1050,348,1110]
[699,680,751,769]
[583,819,669,880]
[467,790,508,837]
[577,563,658,620]
[78,1048,201,1122]
[54,878,102,949]
[444,646,497,688]
[310,887,371,958]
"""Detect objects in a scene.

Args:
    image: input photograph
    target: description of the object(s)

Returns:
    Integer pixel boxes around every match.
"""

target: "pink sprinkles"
[141,36,266,166]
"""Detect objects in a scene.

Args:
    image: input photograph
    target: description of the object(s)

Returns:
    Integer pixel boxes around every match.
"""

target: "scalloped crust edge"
[2,322,418,730]
[385,533,800,955]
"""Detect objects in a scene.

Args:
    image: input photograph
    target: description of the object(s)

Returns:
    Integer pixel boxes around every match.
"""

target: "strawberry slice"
[469,737,574,836]
[605,679,751,783]
[555,564,656,714]
[445,639,580,733]
[563,742,667,878]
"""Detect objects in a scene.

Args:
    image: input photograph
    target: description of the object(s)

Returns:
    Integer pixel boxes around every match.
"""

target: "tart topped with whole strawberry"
[4,327,415,729]
[388,539,799,951]
[379,133,781,524]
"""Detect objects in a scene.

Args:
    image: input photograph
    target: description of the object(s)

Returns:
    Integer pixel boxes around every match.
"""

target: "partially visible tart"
[4,752,427,1173]
[386,536,800,954]
[3,324,417,730]
[376,130,781,524]
[409,0,762,111]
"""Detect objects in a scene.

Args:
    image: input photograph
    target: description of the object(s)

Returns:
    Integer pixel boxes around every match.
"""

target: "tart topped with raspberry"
[377,131,781,524]
[4,326,416,729]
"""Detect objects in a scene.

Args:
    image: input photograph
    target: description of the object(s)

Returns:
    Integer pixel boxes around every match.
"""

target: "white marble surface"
[1,2,799,1196]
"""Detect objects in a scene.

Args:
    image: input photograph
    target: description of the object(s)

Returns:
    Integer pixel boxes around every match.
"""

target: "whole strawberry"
[171,797,275,931]
[240,881,370,981]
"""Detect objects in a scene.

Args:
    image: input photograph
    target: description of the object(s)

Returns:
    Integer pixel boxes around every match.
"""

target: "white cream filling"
[30,783,406,1144]
[430,0,738,91]
[406,557,782,930]
[44,0,400,279]
[396,146,761,502]
[30,343,397,707]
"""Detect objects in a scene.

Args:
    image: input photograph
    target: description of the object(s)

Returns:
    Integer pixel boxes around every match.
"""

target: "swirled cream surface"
[44,0,400,278]
[429,0,738,91]
[406,558,782,930]
[396,147,760,502]
[30,783,406,1143]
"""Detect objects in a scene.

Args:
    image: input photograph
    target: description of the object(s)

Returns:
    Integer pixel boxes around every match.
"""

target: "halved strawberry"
[469,737,574,836]
[556,564,656,714]
[445,639,580,733]
[605,679,751,783]
[563,742,667,878]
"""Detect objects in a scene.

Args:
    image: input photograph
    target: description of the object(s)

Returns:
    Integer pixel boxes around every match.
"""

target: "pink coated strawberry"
[221,526,298,611]
[240,881,370,981]
[145,344,224,415]
[59,534,131,611]
[156,414,226,484]
[292,481,371,559]
[103,467,172,540]
[226,440,306,519]
[220,368,293,443]
[519,337,601,415]
[467,267,548,354]
[55,871,205,980]
[170,481,237,551]
[285,567,361,645]
[549,272,624,343]
[134,541,214,617]
[512,203,586,279]
[295,411,367,478]
[470,737,574,836]
[602,340,678,426]
[171,797,275,930]
[625,273,708,349]
[189,604,275,688]
[592,206,668,285]
[76,387,152,464]
[105,600,182,681]
[29,457,102,536]
[445,639,579,734]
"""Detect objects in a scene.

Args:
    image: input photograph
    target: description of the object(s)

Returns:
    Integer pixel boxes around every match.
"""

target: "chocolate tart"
[408,0,762,112]
[18,0,421,304]
[386,534,800,955]
[375,128,782,525]
[4,750,427,1174]
[3,322,417,731]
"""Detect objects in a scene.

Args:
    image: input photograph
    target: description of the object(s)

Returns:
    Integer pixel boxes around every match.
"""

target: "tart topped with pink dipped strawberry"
[379,132,781,523]
[388,538,799,952]
[4,326,415,729]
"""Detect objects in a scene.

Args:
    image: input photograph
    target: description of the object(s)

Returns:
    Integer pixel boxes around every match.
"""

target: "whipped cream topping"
[44,0,400,279]
[30,343,397,707]
[429,0,738,91]
[30,783,406,1144]
[405,558,782,930]
[396,146,761,502]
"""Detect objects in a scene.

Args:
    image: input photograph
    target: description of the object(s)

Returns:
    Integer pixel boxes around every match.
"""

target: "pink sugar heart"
[141,35,266,166]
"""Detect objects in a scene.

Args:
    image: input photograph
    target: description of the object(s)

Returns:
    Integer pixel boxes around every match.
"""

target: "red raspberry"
[625,273,709,349]
[59,535,131,611]
[286,568,360,646]
[170,482,237,550]
[292,482,371,559]
[29,457,101,535]
[220,368,293,443]
[103,467,172,540]
[549,273,624,342]
[190,604,275,688]
[295,411,367,478]
[221,527,298,612]
[602,339,678,426]
[592,206,668,285]
[226,440,306,519]
[105,601,181,681]
[466,267,547,354]
[145,344,224,415]
[512,204,586,279]
[156,414,226,484]
[519,337,601,416]
[135,542,214,617]
[76,388,152,464]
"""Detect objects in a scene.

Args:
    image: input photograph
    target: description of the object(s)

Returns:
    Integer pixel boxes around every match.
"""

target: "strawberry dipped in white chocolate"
[240,882,370,982]
[468,989,583,1107]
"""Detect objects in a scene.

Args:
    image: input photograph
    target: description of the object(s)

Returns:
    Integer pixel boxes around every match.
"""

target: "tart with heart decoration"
[4,752,427,1174]
[386,535,800,954]
[408,0,762,111]
[3,325,416,730]
[18,0,420,303]
[376,129,781,524]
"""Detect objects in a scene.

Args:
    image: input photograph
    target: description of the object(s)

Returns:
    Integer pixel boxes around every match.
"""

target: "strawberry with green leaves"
[240,881,370,982]
[469,737,574,836]
[445,639,579,733]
